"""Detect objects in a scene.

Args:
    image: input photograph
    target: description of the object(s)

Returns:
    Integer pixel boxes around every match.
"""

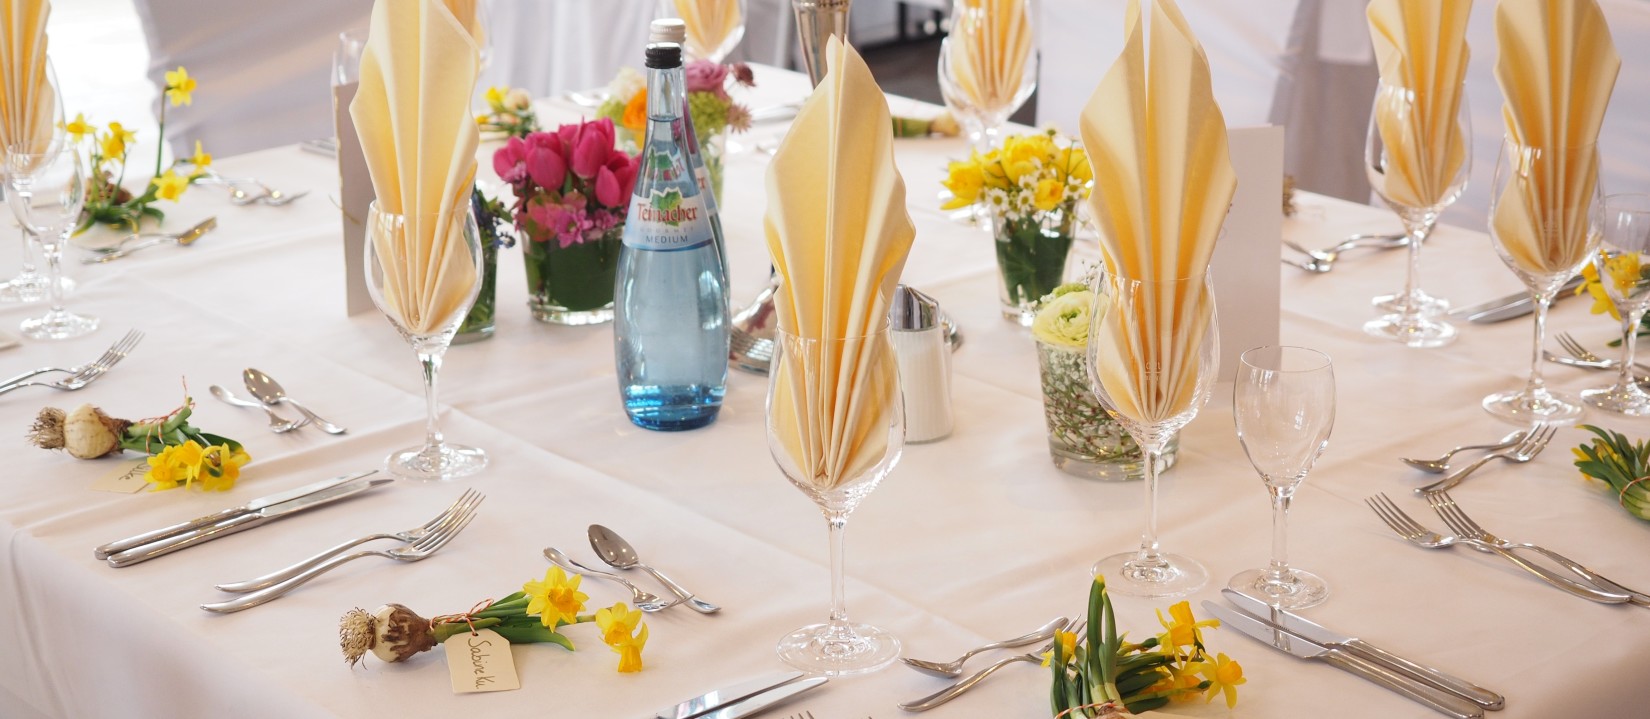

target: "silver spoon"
[242,368,347,434]
[588,525,719,614]
[543,547,678,612]
[1399,429,1528,473]
[209,384,306,433]
[900,617,1068,678]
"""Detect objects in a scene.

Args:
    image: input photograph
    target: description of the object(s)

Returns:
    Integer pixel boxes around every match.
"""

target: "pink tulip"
[570,129,608,179]
[493,137,527,184]
[594,166,622,207]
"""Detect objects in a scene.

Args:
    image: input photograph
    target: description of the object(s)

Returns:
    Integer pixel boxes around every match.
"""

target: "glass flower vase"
[454,221,501,343]
[1037,339,1175,480]
[523,225,623,325]
[994,206,1075,326]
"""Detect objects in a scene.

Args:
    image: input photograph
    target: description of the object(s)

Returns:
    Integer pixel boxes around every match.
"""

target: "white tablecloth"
[2,67,1648,719]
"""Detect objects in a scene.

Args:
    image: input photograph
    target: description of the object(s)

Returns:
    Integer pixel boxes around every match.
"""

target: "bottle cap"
[649,18,687,44]
[891,285,941,331]
[645,42,682,69]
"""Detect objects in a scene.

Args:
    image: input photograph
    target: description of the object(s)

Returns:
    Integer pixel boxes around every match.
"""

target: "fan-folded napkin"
[0,0,54,157]
[675,0,741,58]
[946,0,1033,115]
[1366,0,1472,210]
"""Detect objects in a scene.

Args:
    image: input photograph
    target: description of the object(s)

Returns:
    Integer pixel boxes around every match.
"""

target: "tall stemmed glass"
[0,59,66,304]
[1085,271,1219,597]
[1230,346,1334,609]
[938,0,1037,156]
[1483,142,1604,424]
[7,140,95,339]
[661,0,747,63]
[768,329,904,675]
[1362,83,1471,347]
[1580,194,1650,416]
[364,202,489,480]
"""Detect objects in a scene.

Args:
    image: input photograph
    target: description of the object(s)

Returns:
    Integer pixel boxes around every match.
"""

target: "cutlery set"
[1282,232,1409,273]
[641,671,826,719]
[198,173,308,206]
[82,217,216,263]
[212,367,347,434]
[0,329,141,396]
[545,525,719,615]
[897,618,1077,712]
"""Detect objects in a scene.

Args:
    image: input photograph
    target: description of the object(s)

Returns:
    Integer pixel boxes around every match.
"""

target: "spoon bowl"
[589,524,720,614]
[243,368,347,434]
[209,384,305,433]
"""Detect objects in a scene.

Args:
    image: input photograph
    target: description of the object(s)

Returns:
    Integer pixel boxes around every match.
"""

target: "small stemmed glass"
[937,0,1037,222]
[364,202,488,480]
[1580,194,1650,416]
[1085,271,1219,597]
[1231,346,1334,609]
[1362,82,1471,347]
[0,59,68,304]
[7,140,95,339]
[768,329,904,675]
[661,0,747,63]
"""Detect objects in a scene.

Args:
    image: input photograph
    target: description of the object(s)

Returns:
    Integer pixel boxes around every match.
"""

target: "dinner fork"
[1416,425,1556,494]
[0,330,144,397]
[1555,332,1650,375]
[900,621,1086,712]
[1283,233,1409,271]
[199,509,477,613]
[1364,493,1629,603]
[213,490,484,593]
[1426,491,1650,606]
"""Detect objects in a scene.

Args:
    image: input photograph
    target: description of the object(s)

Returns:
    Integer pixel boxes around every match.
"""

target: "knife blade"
[1204,602,1484,719]
[1221,590,1503,709]
[106,476,393,567]
[94,470,378,559]
[1450,275,1584,323]
[641,671,805,719]
[702,677,826,719]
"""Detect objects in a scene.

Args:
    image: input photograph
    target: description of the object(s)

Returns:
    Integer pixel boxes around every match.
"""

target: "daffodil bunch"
[69,65,210,232]
[940,129,1091,219]
[1049,576,1244,717]
[1573,425,1650,521]
[27,400,249,491]
[339,566,650,674]
[1575,256,1650,346]
[476,85,541,139]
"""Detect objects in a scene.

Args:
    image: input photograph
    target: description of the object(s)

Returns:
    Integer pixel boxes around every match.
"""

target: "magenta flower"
[493,136,528,184]
[525,143,567,191]
[684,60,729,99]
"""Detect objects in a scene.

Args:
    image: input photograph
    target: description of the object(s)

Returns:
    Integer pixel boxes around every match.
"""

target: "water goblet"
[0,58,66,304]
[662,0,747,63]
[7,140,95,340]
[1580,193,1650,416]
[1230,346,1334,609]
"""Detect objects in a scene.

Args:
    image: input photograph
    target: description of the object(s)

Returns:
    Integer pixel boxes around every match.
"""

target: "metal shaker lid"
[891,285,940,331]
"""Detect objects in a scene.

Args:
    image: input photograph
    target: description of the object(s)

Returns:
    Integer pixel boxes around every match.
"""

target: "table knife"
[641,671,815,719]
[106,476,392,567]
[1450,276,1584,323]
[1221,589,1503,709]
[1203,602,1484,719]
[699,677,825,719]
[94,470,378,559]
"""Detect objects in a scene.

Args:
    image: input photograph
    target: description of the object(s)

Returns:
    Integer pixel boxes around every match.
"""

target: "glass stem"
[18,230,36,274]
[1135,447,1163,565]
[41,238,63,313]
[418,349,446,450]
[1621,312,1644,392]
[826,512,850,628]
[1399,221,1429,312]
[1265,486,1294,584]
[1525,290,1554,394]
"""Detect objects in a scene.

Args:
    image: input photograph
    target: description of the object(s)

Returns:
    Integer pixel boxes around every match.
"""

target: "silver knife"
[1221,589,1503,709]
[1203,602,1484,719]
[106,476,393,567]
[94,470,378,559]
[700,677,825,719]
[1450,275,1585,323]
[641,671,807,719]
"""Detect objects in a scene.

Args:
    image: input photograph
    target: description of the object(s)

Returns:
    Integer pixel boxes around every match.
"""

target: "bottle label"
[624,188,716,251]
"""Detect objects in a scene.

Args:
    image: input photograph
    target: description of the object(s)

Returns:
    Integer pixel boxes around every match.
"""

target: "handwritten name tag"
[444,629,520,694]
[91,460,149,494]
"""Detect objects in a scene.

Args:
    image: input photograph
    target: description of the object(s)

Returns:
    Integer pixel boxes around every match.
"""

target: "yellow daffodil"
[941,158,986,210]
[1033,177,1064,211]
[595,602,648,672]
[1057,146,1092,184]
[1166,664,1206,702]
[63,113,92,142]
[1040,629,1079,667]
[102,121,136,159]
[164,66,197,106]
[152,169,189,201]
[197,444,249,492]
[485,85,506,109]
[1196,652,1246,708]
[146,440,206,491]
[1155,601,1219,660]
[188,140,212,170]
[524,566,589,628]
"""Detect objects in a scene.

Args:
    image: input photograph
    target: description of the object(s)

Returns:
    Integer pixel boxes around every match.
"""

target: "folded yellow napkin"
[350,0,480,334]
[0,0,54,156]
[945,0,1034,114]
[1079,0,1234,425]
[675,0,741,59]
[1492,0,1619,275]
[1367,0,1472,210]
[766,37,915,491]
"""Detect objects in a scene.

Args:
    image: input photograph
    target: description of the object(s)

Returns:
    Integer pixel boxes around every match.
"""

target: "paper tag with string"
[90,459,149,494]
[444,629,520,693]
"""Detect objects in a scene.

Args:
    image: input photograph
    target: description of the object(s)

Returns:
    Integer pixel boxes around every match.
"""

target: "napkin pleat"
[0,0,53,157]
[676,0,741,58]
[948,0,1032,114]
[1366,0,1471,210]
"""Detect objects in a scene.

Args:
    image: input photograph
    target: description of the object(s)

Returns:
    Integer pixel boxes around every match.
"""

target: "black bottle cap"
[645,43,682,69]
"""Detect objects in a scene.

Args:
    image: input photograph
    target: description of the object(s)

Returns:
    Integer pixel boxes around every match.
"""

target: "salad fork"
[0,329,142,392]
[900,621,1086,712]
[1416,425,1556,494]
[1364,493,1629,603]
[1426,491,1650,606]
[0,330,144,396]
[1282,232,1409,271]
[1555,332,1650,375]
[901,616,1069,678]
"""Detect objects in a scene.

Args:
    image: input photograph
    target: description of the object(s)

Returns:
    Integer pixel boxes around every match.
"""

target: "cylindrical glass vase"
[523,225,622,325]
[1037,339,1176,480]
[994,206,1076,326]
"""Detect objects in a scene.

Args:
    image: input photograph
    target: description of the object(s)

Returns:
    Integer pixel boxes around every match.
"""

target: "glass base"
[1228,568,1329,610]
[1582,383,1650,417]
[1001,303,1035,327]
[21,309,98,340]
[1363,313,1457,348]
[1050,441,1176,481]
[451,325,494,344]
[1482,387,1584,425]
[776,621,900,676]
[1091,551,1208,598]
[1372,288,1448,316]
[0,273,74,303]
[530,303,613,326]
[385,442,488,481]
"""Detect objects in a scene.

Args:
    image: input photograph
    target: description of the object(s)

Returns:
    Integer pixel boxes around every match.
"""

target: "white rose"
[609,67,646,101]
[1032,290,1093,348]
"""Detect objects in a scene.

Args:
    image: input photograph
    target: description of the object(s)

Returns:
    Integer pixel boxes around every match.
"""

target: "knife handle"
[1343,639,1504,710]
[1323,648,1483,718]
[95,508,245,559]
[106,513,266,567]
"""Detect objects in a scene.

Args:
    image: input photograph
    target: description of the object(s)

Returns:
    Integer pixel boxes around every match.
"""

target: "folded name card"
[335,80,375,316]
[1210,125,1284,382]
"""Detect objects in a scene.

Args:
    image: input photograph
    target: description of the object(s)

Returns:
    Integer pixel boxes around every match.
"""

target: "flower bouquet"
[596,61,754,200]
[942,129,1091,325]
[70,66,210,233]
[28,399,249,492]
[494,118,639,325]
[475,85,540,139]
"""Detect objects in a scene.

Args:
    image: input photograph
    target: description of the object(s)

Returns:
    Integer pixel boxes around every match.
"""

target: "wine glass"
[364,202,488,480]
[0,59,68,304]
[1580,193,1650,416]
[1483,141,1605,424]
[1362,82,1471,347]
[661,0,747,63]
[768,329,904,675]
[1085,271,1219,597]
[1230,346,1334,609]
[7,140,94,340]
[938,0,1037,156]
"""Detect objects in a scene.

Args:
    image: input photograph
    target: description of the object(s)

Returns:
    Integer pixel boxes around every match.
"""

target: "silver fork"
[0,329,143,391]
[200,507,478,613]
[1283,233,1409,271]
[1400,429,1529,473]
[1364,493,1629,603]
[213,490,484,592]
[1416,425,1556,494]
[0,330,144,396]
[1426,491,1650,606]
[900,620,1087,712]
[1556,332,1650,375]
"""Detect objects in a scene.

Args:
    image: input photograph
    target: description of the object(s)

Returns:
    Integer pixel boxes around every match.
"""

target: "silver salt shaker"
[890,285,954,443]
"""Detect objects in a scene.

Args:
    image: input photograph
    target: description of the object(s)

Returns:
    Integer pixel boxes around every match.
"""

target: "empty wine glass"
[938,0,1037,155]
[1362,82,1471,347]
[661,0,747,63]
[364,202,488,480]
[7,140,94,340]
[768,329,904,675]
[1231,346,1334,609]
[0,58,68,304]
[1483,141,1604,424]
[1580,193,1650,416]
[1085,271,1219,598]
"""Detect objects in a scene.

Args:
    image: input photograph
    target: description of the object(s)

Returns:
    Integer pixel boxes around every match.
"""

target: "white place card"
[444,629,520,694]
[90,459,149,494]
[1210,125,1285,383]
[335,81,375,316]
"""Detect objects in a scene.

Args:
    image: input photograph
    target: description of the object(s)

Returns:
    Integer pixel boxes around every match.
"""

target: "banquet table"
[3,66,1649,719]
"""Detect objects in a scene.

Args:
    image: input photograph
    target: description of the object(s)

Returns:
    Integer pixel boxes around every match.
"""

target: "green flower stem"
[994,211,1075,310]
